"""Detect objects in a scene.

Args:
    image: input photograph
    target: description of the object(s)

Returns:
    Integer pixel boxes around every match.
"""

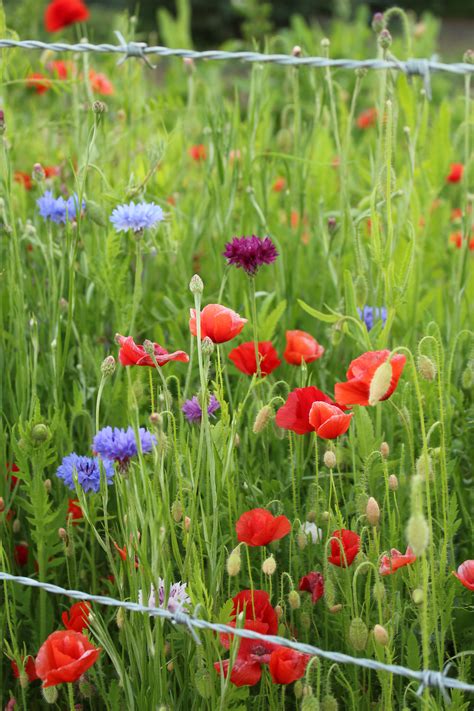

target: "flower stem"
[67,683,75,711]
[248,277,261,378]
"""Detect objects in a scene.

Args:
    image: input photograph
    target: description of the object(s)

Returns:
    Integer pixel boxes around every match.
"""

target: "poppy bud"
[226,548,241,576]
[189,274,204,295]
[416,454,433,481]
[302,696,320,710]
[44,478,52,492]
[380,441,390,458]
[463,49,474,64]
[354,275,368,308]
[300,611,311,629]
[388,474,398,491]
[59,297,68,312]
[288,590,300,610]
[417,354,436,381]
[321,694,339,711]
[42,687,58,704]
[412,588,424,605]
[372,581,385,602]
[201,337,214,357]
[297,532,307,550]
[184,516,191,531]
[373,624,389,646]
[164,641,171,656]
[167,661,174,672]
[406,513,429,556]
[150,412,162,427]
[12,519,21,534]
[253,405,272,434]
[116,606,125,629]
[320,38,330,50]
[183,57,194,73]
[348,617,368,651]
[78,676,94,698]
[461,364,473,389]
[324,578,335,607]
[321,510,330,522]
[372,12,385,32]
[329,604,342,614]
[58,527,67,541]
[262,555,276,575]
[323,450,337,469]
[0,497,4,512]
[294,680,303,699]
[366,497,380,526]
[368,361,393,406]
[327,216,337,233]
[31,423,49,442]
[275,604,283,619]
[171,500,183,523]
[100,355,116,377]
[378,29,392,50]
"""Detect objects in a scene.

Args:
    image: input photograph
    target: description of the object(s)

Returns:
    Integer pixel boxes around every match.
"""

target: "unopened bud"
[372,581,385,602]
[275,604,283,619]
[31,423,49,442]
[412,588,424,605]
[329,604,343,614]
[388,474,398,491]
[183,57,194,72]
[327,216,337,232]
[297,532,307,550]
[44,478,52,492]
[143,340,154,356]
[321,510,330,522]
[163,641,171,657]
[324,450,337,469]
[366,497,380,526]
[58,527,67,541]
[92,100,107,115]
[300,611,311,629]
[0,497,4,512]
[226,548,241,576]
[262,555,276,576]
[463,49,474,64]
[288,590,300,610]
[42,686,58,704]
[12,519,21,534]
[292,45,302,57]
[116,606,125,629]
[321,38,330,49]
[171,500,183,523]
[461,364,473,389]
[380,441,390,458]
[101,355,116,377]
[78,676,94,698]
[417,354,436,381]
[184,516,191,531]
[372,12,385,32]
[32,163,45,182]
[302,697,320,711]
[348,617,368,651]
[406,513,429,555]
[150,412,162,427]
[369,361,393,405]
[201,337,214,357]
[373,624,389,646]
[253,405,272,434]
[321,694,339,711]
[294,680,304,699]
[167,661,174,672]
[189,274,204,294]
[378,29,392,50]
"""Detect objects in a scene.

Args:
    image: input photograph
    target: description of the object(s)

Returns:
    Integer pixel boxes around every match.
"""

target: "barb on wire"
[1,571,473,701]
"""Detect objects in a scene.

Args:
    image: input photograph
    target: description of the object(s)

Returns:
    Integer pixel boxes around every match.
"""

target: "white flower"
[300,521,323,544]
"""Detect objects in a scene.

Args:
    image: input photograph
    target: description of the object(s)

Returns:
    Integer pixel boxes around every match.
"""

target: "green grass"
[0,2,473,709]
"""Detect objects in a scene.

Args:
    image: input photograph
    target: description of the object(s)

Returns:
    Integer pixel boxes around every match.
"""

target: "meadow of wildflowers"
[0,0,473,708]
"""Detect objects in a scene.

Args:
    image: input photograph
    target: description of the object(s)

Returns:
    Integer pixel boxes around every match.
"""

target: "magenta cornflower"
[223,235,279,275]
[182,395,220,423]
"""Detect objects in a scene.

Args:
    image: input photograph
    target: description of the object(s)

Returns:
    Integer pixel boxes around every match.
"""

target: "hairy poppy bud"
[412,588,424,605]
[195,668,212,699]
[32,423,49,442]
[366,497,380,526]
[201,337,214,357]
[417,355,436,381]
[101,355,116,377]
[149,412,162,427]
[320,38,330,50]
[58,527,67,541]
[167,661,174,672]
[327,216,337,233]
[226,549,241,576]
[380,441,390,458]
[378,29,392,49]
[42,687,58,704]
[348,617,368,651]
[321,695,338,711]
[302,697,320,711]
[44,478,52,492]
[294,680,304,699]
[288,590,300,610]
[388,474,398,491]
[373,624,389,646]
[329,604,343,614]
[253,405,272,434]
[12,519,21,534]
[33,163,45,182]
[297,532,307,550]
[416,454,433,481]
[116,607,125,629]
[78,676,94,698]
[369,361,393,406]
[463,49,474,64]
[321,510,330,522]
[184,516,191,531]
[142,340,155,356]
[324,578,335,608]
[275,604,283,619]
[262,556,276,575]
[189,274,204,295]
[406,513,429,555]
[324,450,337,469]
[171,500,183,523]
[372,12,385,32]
[461,364,473,389]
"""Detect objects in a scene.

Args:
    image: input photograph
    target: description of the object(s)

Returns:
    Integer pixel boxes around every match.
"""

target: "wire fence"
[1,570,473,702]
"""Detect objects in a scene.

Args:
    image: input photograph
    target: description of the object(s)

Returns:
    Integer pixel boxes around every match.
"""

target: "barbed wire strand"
[1,571,473,700]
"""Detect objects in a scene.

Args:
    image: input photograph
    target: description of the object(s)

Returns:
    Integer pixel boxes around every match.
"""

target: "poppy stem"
[67,683,75,711]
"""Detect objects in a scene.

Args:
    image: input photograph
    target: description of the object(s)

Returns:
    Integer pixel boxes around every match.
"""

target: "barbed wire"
[1,570,473,701]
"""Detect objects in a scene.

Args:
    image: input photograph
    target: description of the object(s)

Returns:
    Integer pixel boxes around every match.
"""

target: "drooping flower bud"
[226,548,241,576]
[42,687,58,704]
[417,354,436,381]
[373,624,389,646]
[253,405,272,434]
[406,513,429,556]
[372,581,385,602]
[171,500,183,523]
[201,337,214,357]
[288,590,300,610]
[292,45,302,57]
[262,556,277,575]
[294,680,303,699]
[101,355,116,377]
[275,604,283,619]
[348,617,368,651]
[412,588,424,605]
[366,497,380,526]
[189,274,204,295]
[321,694,339,711]
[324,450,337,469]
[388,474,398,491]
[380,441,390,458]
[372,12,385,32]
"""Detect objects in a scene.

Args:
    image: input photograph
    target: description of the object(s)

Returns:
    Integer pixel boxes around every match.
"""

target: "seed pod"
[366,497,380,526]
[262,556,276,576]
[288,590,300,610]
[323,450,337,469]
[388,474,398,491]
[406,513,429,556]
[417,355,436,381]
[348,617,368,651]
[373,624,389,646]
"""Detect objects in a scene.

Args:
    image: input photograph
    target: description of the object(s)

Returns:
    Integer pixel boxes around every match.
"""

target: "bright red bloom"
[275,386,337,435]
[14,543,29,567]
[328,529,360,567]
[14,172,32,190]
[11,656,39,682]
[236,508,291,547]
[89,69,114,95]
[228,341,281,377]
[446,163,463,183]
[283,330,325,365]
[35,630,100,688]
[189,144,206,162]
[299,572,324,604]
[47,60,72,79]
[357,107,377,129]
[113,540,139,568]
[452,560,474,591]
[309,401,353,439]
[44,165,61,179]
[272,177,286,193]
[116,334,189,368]
[26,73,52,94]
[449,231,474,251]
[227,590,278,638]
[67,499,83,523]
[379,547,416,576]
[62,602,91,632]
[268,647,310,685]
[44,0,90,32]
[334,350,406,407]
[6,462,20,489]
[189,304,247,344]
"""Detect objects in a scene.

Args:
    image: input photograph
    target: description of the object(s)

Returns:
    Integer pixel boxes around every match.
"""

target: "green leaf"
[260,299,287,340]
[297,299,342,323]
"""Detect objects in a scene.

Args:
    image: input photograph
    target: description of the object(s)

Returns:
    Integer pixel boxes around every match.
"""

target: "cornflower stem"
[248,276,261,379]
[67,683,75,711]
[129,238,143,334]
[95,373,107,433]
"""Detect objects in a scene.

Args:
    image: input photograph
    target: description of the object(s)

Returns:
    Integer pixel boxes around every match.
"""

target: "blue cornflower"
[37,190,85,223]
[182,395,220,423]
[357,306,387,332]
[110,201,164,233]
[56,453,114,493]
[92,426,156,463]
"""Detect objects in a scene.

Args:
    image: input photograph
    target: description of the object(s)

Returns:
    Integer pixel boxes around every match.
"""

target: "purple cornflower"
[92,426,156,463]
[56,453,114,493]
[223,235,279,275]
[357,306,387,332]
[37,190,84,223]
[182,395,220,423]
[110,201,164,233]
[139,579,191,614]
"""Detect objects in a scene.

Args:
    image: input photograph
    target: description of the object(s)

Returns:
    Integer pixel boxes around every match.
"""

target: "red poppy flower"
[14,543,29,567]
[228,341,281,377]
[113,540,139,568]
[14,172,32,190]
[446,163,463,183]
[116,334,189,368]
[275,387,338,435]
[225,590,278,639]
[89,70,114,95]
[35,630,100,688]
[309,401,353,439]
[268,647,310,685]
[47,60,72,80]
[449,231,474,251]
[452,560,474,591]
[298,571,324,604]
[44,165,60,179]
[379,547,416,576]
[328,529,360,567]
[67,499,82,523]
[6,462,20,489]
[236,508,291,547]
[334,350,406,407]
[215,619,277,686]
[356,108,377,129]
[189,304,247,344]
[26,73,52,94]
[283,330,325,365]
[189,144,206,162]
[62,602,91,632]
[44,0,90,32]
[11,656,39,682]
[272,177,286,193]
